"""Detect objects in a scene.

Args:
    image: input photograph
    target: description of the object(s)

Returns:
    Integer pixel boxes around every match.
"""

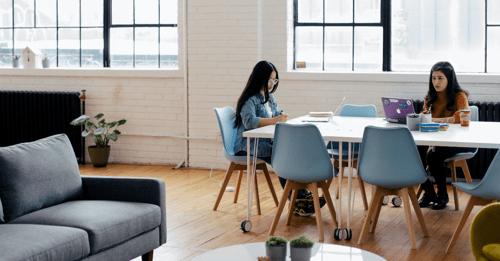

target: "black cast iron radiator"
[0,90,84,163]
[414,100,499,180]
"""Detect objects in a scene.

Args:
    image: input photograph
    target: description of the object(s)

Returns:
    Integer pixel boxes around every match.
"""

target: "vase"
[265,245,287,261]
[12,59,19,68]
[290,247,312,261]
[406,115,420,131]
[42,59,50,68]
[88,145,111,167]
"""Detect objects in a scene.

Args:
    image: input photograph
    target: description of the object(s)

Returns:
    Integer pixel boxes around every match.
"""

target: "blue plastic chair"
[213,107,279,214]
[327,104,377,210]
[445,150,500,253]
[268,122,338,242]
[357,126,429,249]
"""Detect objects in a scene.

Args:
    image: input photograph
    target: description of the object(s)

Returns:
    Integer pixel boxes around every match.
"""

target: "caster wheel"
[343,228,352,241]
[382,196,389,205]
[392,196,402,207]
[240,220,252,232]
[334,228,342,241]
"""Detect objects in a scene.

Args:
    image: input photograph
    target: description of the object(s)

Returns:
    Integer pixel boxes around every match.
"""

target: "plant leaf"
[94,128,105,135]
[117,119,126,125]
[95,113,104,120]
[82,129,91,137]
[71,115,90,125]
[108,122,117,128]
[113,130,121,134]
[109,133,118,141]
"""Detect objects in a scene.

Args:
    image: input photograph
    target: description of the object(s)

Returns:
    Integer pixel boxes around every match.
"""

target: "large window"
[0,0,178,68]
[294,0,500,73]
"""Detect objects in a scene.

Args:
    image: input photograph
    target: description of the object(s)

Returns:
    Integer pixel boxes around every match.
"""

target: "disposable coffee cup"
[459,109,471,127]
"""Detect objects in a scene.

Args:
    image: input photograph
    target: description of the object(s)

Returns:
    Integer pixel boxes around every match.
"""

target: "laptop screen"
[381,97,415,123]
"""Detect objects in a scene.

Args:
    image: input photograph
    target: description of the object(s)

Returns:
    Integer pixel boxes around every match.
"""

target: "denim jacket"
[234,93,282,158]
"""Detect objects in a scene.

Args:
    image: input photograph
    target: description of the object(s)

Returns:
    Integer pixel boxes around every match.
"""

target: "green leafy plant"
[70,113,126,148]
[408,114,420,118]
[289,235,314,248]
[265,236,288,249]
[12,55,20,60]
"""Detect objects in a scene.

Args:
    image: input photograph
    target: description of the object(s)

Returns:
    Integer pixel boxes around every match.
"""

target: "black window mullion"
[104,0,110,67]
[352,0,355,71]
[382,0,391,71]
[34,0,36,27]
[12,0,14,58]
[79,0,82,67]
[133,0,135,68]
[485,0,488,73]
[293,0,297,69]
[56,0,59,67]
[158,0,160,68]
[322,0,325,71]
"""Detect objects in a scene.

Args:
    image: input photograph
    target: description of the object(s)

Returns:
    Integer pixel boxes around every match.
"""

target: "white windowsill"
[0,67,183,78]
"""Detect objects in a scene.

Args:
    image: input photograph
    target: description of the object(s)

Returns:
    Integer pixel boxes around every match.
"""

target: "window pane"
[36,0,56,27]
[14,0,34,27]
[136,0,158,24]
[0,29,13,67]
[82,0,103,27]
[355,0,380,23]
[14,28,34,51]
[112,0,133,25]
[135,27,158,68]
[354,27,382,71]
[160,27,177,68]
[58,0,79,26]
[295,26,323,70]
[82,28,103,68]
[59,28,80,67]
[160,0,177,24]
[392,0,485,72]
[298,0,323,23]
[110,27,133,67]
[325,27,352,71]
[0,1,13,27]
[325,0,352,23]
[487,27,500,72]
[487,0,500,25]
[34,28,56,63]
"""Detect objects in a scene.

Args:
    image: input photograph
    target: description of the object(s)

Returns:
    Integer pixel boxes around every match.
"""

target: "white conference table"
[242,115,500,236]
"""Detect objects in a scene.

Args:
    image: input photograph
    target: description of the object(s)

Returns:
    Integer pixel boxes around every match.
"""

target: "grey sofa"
[0,134,166,261]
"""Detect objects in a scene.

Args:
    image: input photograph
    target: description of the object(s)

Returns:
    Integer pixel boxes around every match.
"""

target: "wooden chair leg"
[254,173,261,215]
[358,186,383,245]
[233,170,243,203]
[369,193,384,233]
[416,184,423,199]
[457,160,473,183]
[399,188,417,249]
[213,162,236,211]
[358,178,369,210]
[286,187,299,225]
[450,161,460,211]
[269,181,294,237]
[407,186,429,237]
[142,250,153,261]
[261,164,279,206]
[311,182,325,242]
[319,180,338,228]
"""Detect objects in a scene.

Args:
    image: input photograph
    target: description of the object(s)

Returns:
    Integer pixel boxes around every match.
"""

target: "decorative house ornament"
[21,47,43,68]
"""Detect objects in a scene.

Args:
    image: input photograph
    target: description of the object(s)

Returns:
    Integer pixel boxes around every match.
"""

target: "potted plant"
[289,235,314,261]
[12,55,20,68]
[406,113,420,131]
[265,236,287,261]
[42,54,50,68]
[70,113,126,167]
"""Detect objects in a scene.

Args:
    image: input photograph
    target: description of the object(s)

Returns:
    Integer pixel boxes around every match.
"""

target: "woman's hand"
[274,114,289,123]
[432,117,455,123]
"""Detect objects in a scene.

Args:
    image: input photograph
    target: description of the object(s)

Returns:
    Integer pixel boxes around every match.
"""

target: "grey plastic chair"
[446,150,500,253]
[268,122,338,242]
[213,107,279,214]
[357,126,429,249]
[416,105,479,211]
[326,104,377,210]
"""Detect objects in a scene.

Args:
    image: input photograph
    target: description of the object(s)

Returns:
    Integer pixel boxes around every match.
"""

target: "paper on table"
[309,111,334,117]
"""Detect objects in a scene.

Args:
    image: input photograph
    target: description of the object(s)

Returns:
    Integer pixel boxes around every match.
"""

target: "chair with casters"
[357,126,429,250]
[416,105,479,211]
[268,122,338,242]
[445,150,500,253]
[213,106,279,214]
[326,104,376,210]
[469,203,500,260]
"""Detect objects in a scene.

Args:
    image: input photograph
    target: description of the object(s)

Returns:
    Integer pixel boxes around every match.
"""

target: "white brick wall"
[1,0,500,170]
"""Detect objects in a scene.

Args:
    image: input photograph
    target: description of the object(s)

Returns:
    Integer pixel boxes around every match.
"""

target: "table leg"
[346,142,353,240]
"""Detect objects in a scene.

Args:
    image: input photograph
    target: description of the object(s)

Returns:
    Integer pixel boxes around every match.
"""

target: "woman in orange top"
[417,61,476,210]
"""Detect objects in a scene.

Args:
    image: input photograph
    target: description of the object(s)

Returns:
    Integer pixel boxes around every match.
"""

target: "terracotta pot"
[88,145,110,167]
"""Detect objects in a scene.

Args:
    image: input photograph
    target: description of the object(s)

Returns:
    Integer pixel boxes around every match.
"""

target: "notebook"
[381,97,415,124]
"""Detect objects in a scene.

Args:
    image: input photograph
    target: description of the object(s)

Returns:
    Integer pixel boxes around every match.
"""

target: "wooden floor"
[79,164,478,261]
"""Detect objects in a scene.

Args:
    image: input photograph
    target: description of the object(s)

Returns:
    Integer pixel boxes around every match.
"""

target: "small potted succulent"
[265,236,287,261]
[289,235,314,261]
[12,55,20,68]
[406,113,420,131]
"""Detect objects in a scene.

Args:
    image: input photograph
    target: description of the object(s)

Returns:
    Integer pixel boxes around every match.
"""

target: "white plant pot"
[406,115,420,131]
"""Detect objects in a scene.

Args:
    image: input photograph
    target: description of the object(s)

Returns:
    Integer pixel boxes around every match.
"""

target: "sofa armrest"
[81,176,166,245]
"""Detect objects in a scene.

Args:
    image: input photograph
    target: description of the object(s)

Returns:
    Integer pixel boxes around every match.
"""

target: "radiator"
[0,91,84,163]
[414,100,499,179]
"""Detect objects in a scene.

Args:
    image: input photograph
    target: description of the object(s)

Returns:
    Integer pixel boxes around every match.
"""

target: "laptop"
[381,97,415,124]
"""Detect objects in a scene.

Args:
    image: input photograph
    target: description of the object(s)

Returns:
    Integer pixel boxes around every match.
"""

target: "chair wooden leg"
[319,180,338,228]
[311,182,325,242]
[449,161,460,211]
[233,170,243,203]
[416,184,423,199]
[286,186,299,225]
[399,188,417,249]
[358,186,383,245]
[269,181,294,237]
[407,186,429,237]
[369,194,384,234]
[142,250,153,261]
[213,162,236,211]
[261,164,279,206]
[254,173,261,215]
[358,178,369,210]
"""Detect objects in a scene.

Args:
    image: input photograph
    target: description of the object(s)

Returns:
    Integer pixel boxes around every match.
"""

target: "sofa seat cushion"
[0,224,89,261]
[9,200,161,255]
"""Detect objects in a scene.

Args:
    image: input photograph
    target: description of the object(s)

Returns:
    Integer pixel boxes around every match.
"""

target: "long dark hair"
[425,61,469,112]
[234,61,279,128]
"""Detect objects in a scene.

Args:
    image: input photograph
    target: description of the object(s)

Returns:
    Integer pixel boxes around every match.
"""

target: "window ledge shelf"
[0,68,183,78]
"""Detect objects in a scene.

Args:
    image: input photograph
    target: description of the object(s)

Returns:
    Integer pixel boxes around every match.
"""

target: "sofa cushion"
[0,134,83,223]
[0,224,90,261]
[9,200,161,255]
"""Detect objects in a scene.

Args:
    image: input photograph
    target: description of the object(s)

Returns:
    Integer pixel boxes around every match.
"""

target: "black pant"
[417,145,476,195]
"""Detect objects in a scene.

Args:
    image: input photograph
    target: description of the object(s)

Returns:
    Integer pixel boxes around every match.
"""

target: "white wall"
[1,0,500,169]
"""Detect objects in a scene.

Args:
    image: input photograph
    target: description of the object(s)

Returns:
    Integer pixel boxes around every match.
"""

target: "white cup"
[420,114,432,123]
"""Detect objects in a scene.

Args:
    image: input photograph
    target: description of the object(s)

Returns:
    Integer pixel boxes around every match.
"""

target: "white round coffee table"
[192,242,386,261]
